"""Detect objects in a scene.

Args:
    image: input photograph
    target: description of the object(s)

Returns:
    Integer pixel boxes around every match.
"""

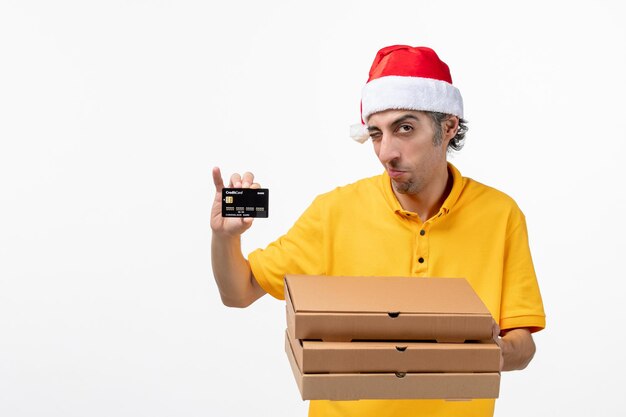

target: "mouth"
[387,168,407,179]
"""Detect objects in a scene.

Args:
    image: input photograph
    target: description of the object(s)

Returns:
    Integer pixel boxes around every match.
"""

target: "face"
[367,110,451,196]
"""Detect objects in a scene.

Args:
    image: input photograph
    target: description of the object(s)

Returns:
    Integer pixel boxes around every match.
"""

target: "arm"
[211,167,266,308]
[493,323,537,371]
[496,208,544,371]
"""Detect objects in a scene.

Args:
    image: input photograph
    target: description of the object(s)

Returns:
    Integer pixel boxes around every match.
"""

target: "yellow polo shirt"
[248,163,545,417]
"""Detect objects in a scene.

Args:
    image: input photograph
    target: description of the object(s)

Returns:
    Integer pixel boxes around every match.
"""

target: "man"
[211,45,545,417]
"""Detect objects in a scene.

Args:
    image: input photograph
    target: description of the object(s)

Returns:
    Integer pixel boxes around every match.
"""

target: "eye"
[369,132,382,141]
[397,124,413,134]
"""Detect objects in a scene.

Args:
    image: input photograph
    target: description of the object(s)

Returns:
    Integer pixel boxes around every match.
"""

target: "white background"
[1,1,625,416]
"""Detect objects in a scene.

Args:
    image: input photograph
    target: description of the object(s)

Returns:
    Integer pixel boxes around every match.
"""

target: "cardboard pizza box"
[285,275,494,343]
[285,333,500,400]
[286,330,500,373]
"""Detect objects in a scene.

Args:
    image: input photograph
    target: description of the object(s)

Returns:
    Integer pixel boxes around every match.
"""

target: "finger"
[230,173,242,188]
[491,320,501,341]
[491,321,504,370]
[212,167,224,192]
[242,217,254,226]
[242,171,254,188]
[494,323,501,338]
[250,182,261,189]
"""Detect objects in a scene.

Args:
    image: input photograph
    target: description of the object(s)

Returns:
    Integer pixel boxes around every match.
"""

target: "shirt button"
[420,230,425,236]
[418,257,424,263]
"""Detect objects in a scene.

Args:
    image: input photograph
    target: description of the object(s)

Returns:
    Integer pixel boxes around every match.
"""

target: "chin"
[392,179,418,194]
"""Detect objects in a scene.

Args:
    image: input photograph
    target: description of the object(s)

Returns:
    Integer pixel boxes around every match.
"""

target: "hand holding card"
[211,167,264,237]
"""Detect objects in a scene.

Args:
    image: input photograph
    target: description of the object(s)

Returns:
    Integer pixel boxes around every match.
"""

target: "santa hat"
[350,45,464,143]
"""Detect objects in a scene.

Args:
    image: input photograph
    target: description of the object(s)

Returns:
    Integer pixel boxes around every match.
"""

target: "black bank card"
[221,188,269,218]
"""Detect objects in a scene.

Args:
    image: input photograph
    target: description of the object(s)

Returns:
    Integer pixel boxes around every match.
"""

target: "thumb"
[492,320,504,371]
[492,320,502,345]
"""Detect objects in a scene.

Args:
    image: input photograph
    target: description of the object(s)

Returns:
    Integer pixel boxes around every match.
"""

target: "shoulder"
[459,176,525,221]
[463,177,519,205]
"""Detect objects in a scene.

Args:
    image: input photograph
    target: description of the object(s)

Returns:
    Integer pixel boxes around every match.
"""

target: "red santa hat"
[350,45,464,143]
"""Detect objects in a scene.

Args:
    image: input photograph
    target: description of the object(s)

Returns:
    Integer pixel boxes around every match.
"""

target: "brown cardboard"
[285,334,500,400]
[286,331,500,373]
[285,275,494,342]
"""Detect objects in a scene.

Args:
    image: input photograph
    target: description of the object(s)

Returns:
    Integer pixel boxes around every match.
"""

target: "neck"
[394,165,453,222]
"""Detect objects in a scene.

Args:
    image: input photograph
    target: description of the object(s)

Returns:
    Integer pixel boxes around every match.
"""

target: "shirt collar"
[381,162,465,218]
[440,162,464,215]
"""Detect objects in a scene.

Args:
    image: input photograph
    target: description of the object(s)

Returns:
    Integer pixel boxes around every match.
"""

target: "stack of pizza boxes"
[284,275,501,400]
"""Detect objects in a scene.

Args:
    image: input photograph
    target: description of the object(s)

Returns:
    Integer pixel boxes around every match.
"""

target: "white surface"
[1,1,625,416]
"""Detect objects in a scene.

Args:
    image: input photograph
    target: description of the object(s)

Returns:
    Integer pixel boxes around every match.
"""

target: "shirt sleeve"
[499,210,546,332]
[248,195,326,300]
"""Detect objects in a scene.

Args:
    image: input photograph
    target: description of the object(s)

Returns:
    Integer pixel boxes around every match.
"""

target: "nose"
[376,134,401,165]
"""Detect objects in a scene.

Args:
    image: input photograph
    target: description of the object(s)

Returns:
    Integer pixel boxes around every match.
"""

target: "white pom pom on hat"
[350,123,370,143]
[350,45,464,143]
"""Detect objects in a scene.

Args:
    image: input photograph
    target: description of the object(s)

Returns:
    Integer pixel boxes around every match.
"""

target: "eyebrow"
[368,114,421,131]
[391,114,421,127]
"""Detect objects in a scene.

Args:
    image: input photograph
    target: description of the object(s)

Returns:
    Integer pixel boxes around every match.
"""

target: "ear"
[443,116,460,143]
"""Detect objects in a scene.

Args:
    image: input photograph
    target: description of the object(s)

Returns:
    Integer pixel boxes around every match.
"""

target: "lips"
[387,168,406,179]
